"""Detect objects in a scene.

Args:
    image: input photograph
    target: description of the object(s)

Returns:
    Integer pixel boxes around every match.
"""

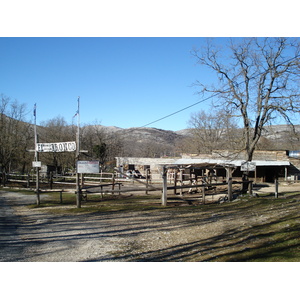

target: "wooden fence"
[2,172,254,206]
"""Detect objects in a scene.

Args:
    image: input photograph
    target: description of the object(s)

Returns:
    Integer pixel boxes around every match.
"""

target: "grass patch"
[32,193,165,214]
[27,190,300,214]
[220,219,300,262]
[0,187,35,195]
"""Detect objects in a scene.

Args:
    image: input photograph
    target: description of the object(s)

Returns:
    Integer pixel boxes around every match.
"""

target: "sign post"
[75,97,81,208]
[33,103,40,205]
[31,98,83,208]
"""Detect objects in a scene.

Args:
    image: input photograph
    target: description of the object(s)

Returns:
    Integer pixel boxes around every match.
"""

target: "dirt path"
[1,191,140,262]
[0,194,25,261]
[1,182,300,262]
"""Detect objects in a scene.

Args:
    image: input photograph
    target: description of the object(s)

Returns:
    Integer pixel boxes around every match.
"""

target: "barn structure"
[116,150,299,183]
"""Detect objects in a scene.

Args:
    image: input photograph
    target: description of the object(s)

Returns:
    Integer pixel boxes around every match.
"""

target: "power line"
[140,54,300,129]
[140,93,217,128]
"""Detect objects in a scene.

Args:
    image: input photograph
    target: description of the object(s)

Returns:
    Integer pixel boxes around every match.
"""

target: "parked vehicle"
[126,170,133,179]
[132,169,145,179]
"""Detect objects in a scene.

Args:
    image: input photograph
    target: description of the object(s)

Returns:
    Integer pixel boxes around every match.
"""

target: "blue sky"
[0,37,221,131]
[0,1,297,131]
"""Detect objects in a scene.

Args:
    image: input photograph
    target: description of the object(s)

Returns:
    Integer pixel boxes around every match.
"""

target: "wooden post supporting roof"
[225,166,233,201]
[162,166,167,206]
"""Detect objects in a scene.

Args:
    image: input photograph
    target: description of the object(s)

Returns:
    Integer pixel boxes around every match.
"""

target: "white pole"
[77,96,80,153]
[34,103,40,205]
[76,97,81,208]
[34,103,37,161]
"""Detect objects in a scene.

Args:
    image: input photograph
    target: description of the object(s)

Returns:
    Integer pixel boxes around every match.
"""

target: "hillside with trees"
[2,92,300,176]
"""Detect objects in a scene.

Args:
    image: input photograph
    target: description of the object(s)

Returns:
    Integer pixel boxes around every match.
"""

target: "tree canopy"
[192,37,300,161]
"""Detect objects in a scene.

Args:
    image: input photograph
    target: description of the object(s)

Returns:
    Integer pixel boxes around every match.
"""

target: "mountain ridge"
[96,123,300,140]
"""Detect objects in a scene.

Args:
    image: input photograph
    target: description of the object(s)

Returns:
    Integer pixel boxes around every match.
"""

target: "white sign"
[36,141,76,152]
[77,160,100,174]
[32,161,42,168]
[241,161,256,172]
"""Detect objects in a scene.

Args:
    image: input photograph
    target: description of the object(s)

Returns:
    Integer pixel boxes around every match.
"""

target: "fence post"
[275,179,279,198]
[2,172,7,187]
[179,169,183,196]
[146,168,149,195]
[112,173,115,195]
[174,169,178,195]
[81,173,84,187]
[36,168,40,205]
[27,173,30,188]
[226,167,233,201]
[76,172,81,208]
[248,181,253,196]
[162,166,167,206]
[49,171,53,190]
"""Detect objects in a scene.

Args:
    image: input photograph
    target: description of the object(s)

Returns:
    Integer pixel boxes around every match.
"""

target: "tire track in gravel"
[0,194,25,262]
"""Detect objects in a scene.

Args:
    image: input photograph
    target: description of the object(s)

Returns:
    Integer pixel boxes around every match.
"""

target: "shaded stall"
[159,159,238,206]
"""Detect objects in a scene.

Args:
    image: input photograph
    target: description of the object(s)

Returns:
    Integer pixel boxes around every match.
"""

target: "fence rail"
[1,172,255,206]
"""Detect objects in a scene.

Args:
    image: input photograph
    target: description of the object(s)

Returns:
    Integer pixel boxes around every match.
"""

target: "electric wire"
[139,54,300,129]
[140,93,217,128]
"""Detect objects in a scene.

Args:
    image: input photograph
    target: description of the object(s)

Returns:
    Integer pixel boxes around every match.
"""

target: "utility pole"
[75,97,81,208]
[34,103,40,205]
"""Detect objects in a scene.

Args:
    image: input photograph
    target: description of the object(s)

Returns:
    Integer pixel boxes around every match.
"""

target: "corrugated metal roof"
[160,158,290,167]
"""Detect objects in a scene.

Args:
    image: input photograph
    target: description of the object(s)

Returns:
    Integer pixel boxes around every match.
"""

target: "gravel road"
[1,182,300,262]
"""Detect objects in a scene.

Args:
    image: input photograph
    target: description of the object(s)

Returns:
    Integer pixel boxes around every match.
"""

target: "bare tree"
[39,116,75,173]
[0,94,32,175]
[188,108,240,153]
[192,37,300,161]
[81,123,124,170]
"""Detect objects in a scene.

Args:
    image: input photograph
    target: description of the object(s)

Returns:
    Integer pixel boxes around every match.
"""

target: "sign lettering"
[36,141,76,152]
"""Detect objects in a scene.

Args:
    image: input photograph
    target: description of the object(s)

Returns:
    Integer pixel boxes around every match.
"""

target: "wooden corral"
[116,151,292,184]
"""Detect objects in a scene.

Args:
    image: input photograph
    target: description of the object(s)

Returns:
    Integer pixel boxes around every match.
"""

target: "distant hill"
[91,125,187,157]
[94,123,300,155]
[96,123,300,142]
[261,124,300,140]
[96,125,187,140]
